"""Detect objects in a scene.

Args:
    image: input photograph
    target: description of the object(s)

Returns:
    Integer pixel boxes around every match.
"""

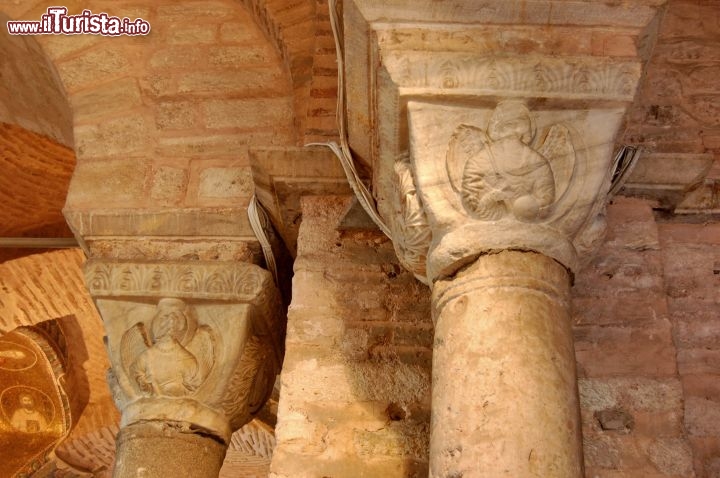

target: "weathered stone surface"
[272,196,433,477]
[149,165,188,204]
[70,78,143,121]
[202,98,293,129]
[65,158,148,207]
[114,422,227,478]
[86,260,284,444]
[163,24,217,45]
[155,101,199,130]
[595,408,635,432]
[198,167,254,199]
[431,250,581,478]
[74,115,154,160]
[56,47,133,92]
[647,437,695,476]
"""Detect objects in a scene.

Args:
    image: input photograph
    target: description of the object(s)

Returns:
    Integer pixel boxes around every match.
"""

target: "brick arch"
[0,11,76,257]
[239,0,340,142]
[0,123,75,249]
[238,0,318,139]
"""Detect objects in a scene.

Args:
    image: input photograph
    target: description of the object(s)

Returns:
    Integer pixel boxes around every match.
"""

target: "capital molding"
[85,259,284,444]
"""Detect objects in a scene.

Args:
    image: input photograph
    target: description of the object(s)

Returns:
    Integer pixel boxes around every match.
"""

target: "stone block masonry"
[271,196,433,478]
[660,221,720,478]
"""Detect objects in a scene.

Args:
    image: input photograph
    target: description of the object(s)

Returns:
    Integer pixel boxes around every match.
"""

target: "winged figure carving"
[446,100,575,222]
[121,298,216,397]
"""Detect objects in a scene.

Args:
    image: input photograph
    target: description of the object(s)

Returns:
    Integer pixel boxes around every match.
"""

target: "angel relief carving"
[446,100,575,222]
[121,298,215,397]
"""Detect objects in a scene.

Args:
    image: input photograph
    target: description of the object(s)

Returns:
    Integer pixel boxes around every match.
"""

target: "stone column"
[83,260,283,478]
[391,99,620,477]
[340,2,665,474]
[431,251,581,477]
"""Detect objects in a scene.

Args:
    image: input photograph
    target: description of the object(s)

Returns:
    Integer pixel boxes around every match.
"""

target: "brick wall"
[272,195,708,477]
[574,197,694,477]
[660,221,720,477]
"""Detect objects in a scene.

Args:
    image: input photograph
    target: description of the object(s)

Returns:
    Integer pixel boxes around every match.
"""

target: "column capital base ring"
[428,222,577,283]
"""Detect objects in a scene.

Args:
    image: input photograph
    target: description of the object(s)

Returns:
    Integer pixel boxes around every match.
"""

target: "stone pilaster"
[84,259,284,478]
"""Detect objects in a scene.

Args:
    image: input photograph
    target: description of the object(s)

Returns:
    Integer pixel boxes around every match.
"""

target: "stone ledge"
[250,146,352,254]
[620,152,714,210]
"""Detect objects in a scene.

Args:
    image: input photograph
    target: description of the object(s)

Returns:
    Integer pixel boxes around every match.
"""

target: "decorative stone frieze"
[85,260,283,446]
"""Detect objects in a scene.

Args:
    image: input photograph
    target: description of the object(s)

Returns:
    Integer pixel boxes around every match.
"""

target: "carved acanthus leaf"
[219,335,274,430]
[391,155,432,279]
[85,261,270,302]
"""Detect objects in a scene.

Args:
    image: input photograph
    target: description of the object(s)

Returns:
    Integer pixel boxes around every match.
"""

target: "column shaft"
[430,250,582,477]
[113,422,226,478]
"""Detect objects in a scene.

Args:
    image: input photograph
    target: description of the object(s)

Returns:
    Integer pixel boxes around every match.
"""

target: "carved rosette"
[85,260,283,444]
[395,99,622,282]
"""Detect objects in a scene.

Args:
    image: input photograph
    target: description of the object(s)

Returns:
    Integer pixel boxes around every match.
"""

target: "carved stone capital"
[341,0,665,281]
[85,260,283,444]
[396,100,616,282]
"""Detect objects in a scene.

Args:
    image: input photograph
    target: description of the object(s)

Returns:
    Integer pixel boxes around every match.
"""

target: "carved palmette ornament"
[390,154,432,279]
[88,260,283,444]
[383,51,641,101]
